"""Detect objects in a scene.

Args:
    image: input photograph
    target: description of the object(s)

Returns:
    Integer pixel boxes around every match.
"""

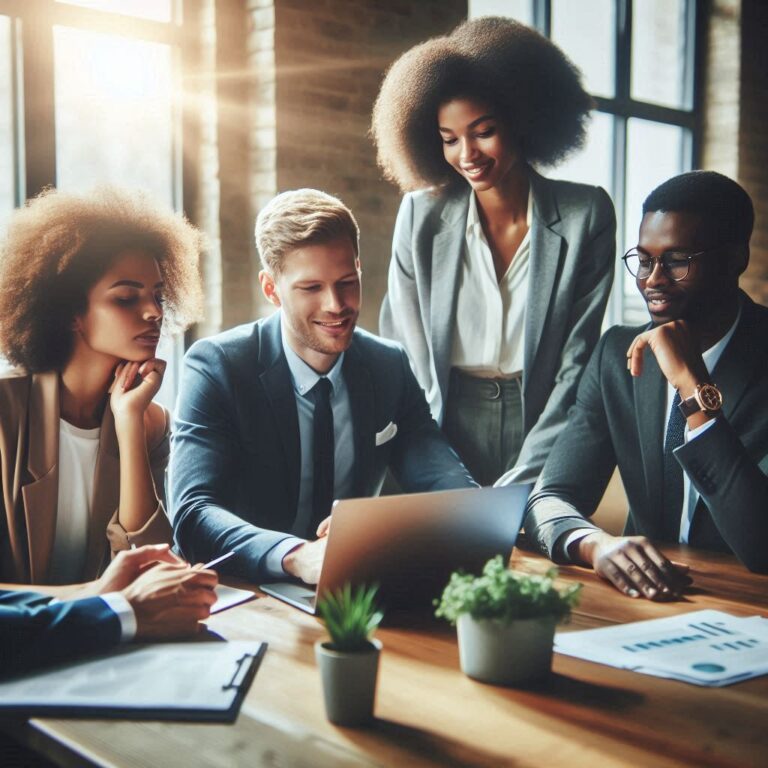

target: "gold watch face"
[697,384,723,412]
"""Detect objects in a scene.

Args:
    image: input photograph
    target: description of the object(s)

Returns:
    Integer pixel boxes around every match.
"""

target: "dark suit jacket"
[525,293,768,573]
[0,590,120,677]
[169,312,476,579]
[379,169,616,484]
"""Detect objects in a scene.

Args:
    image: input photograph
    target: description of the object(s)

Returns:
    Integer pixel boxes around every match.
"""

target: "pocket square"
[375,422,398,446]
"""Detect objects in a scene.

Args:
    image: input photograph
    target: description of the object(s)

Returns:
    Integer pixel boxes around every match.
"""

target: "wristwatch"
[677,383,724,417]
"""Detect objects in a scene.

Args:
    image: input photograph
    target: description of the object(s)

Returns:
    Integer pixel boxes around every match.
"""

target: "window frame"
[472,0,706,325]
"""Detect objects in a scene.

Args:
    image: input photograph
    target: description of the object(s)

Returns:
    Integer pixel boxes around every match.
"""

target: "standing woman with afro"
[374,17,616,487]
[0,188,203,584]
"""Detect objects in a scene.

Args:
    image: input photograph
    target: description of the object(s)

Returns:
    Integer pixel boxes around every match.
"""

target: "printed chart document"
[555,610,768,687]
[0,640,266,721]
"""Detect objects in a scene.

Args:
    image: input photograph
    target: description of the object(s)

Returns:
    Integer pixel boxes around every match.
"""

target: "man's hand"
[77,544,185,598]
[575,531,692,600]
[627,320,708,395]
[121,562,218,640]
[282,537,328,585]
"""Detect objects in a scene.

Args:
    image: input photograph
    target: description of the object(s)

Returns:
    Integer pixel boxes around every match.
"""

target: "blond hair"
[255,189,359,274]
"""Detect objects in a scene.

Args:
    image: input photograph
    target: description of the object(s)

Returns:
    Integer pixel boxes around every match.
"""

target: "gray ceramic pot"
[456,614,556,686]
[315,638,382,726]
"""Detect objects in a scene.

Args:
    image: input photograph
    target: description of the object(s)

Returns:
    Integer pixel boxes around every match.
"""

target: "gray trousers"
[443,368,524,487]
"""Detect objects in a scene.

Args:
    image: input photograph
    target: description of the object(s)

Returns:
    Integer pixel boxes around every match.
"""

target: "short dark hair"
[0,186,204,372]
[371,16,594,193]
[643,171,754,248]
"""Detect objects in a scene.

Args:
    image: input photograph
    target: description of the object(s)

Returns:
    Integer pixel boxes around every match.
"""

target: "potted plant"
[436,555,581,686]
[315,583,383,726]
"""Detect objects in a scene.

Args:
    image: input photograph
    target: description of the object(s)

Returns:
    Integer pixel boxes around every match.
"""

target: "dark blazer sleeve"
[388,348,477,493]
[524,328,619,561]
[511,186,616,484]
[169,339,293,577]
[675,418,768,573]
[0,591,120,677]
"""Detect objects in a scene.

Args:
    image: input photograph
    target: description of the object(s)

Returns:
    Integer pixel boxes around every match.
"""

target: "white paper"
[211,584,256,614]
[0,641,265,713]
[555,610,768,687]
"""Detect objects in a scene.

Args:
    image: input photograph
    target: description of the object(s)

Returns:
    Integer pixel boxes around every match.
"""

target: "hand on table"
[121,561,218,640]
[282,516,332,585]
[576,531,692,600]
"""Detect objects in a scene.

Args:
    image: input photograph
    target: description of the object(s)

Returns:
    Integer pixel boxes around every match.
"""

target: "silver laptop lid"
[315,484,528,609]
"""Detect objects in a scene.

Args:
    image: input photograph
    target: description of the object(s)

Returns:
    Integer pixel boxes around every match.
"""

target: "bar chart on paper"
[555,610,768,686]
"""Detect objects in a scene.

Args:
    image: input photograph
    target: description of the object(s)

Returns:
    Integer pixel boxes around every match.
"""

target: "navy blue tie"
[311,377,334,535]
[662,392,686,541]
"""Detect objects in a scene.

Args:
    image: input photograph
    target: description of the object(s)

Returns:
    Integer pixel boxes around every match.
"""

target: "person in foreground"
[525,170,768,599]
[0,544,217,677]
[170,189,476,585]
[0,188,203,585]
[373,16,616,486]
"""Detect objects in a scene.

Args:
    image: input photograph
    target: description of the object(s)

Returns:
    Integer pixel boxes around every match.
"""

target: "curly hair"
[371,16,594,193]
[0,186,204,372]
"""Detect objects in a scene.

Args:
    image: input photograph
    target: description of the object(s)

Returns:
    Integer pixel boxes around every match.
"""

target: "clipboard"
[0,640,267,722]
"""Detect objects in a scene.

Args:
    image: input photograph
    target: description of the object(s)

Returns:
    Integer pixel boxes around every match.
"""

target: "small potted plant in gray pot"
[436,555,581,686]
[315,583,383,726]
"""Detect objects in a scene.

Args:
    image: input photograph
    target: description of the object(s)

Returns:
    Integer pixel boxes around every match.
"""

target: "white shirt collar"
[280,315,344,397]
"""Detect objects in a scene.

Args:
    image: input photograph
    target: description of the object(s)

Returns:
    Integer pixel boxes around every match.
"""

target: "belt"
[449,368,522,401]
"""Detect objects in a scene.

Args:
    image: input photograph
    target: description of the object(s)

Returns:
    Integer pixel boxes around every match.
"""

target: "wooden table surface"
[6,546,768,768]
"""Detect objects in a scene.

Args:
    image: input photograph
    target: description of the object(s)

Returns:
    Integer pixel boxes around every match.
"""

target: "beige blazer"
[0,370,172,584]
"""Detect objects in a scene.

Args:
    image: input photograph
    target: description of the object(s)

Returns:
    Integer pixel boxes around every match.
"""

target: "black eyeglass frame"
[621,248,719,282]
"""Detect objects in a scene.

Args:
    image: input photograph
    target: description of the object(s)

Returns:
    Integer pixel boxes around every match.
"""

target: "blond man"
[170,190,475,584]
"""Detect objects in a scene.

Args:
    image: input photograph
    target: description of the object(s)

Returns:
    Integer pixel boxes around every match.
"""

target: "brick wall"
[738,0,768,305]
[244,0,467,329]
[702,0,768,306]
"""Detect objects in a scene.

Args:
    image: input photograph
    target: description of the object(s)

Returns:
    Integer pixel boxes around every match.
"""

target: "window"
[469,0,702,325]
[0,0,189,405]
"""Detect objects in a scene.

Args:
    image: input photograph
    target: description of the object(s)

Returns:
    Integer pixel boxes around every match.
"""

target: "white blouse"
[450,190,532,377]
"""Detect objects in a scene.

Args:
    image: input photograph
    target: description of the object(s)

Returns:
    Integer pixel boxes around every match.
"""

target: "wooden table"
[5,546,768,768]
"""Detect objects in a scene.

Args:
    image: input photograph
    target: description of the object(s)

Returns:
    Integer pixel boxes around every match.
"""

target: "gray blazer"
[379,170,616,484]
[525,293,768,573]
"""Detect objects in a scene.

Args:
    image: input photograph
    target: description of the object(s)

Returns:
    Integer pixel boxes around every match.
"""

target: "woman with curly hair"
[373,16,616,487]
[0,187,203,584]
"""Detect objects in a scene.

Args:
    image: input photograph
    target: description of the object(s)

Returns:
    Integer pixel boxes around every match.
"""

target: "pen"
[202,551,236,570]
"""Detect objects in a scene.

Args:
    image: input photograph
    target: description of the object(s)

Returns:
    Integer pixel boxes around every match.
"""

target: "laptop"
[259,484,528,614]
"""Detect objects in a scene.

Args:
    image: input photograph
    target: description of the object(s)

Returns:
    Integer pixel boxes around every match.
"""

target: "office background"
[0,0,766,528]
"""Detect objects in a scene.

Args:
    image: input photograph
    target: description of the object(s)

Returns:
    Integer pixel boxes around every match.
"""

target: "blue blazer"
[169,312,476,580]
[380,170,616,484]
[0,590,120,677]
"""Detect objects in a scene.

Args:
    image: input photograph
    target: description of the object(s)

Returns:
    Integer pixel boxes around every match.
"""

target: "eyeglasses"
[621,248,717,281]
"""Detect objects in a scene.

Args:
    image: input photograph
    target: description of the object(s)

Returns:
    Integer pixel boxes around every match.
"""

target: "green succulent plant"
[435,555,581,626]
[317,583,383,652]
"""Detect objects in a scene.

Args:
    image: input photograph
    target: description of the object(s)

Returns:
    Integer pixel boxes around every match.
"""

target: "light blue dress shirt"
[263,324,356,576]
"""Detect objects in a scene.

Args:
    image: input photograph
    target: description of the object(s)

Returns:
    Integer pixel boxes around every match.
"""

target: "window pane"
[55,0,173,23]
[469,0,532,25]
[551,110,613,191]
[552,0,615,98]
[631,0,688,108]
[54,26,174,206]
[623,119,688,321]
[0,16,15,232]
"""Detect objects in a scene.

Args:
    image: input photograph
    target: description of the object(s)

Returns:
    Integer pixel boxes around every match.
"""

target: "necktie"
[662,392,686,541]
[311,377,335,534]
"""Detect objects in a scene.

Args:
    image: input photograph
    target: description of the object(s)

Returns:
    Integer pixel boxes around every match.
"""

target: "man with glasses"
[522,170,768,598]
